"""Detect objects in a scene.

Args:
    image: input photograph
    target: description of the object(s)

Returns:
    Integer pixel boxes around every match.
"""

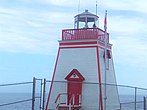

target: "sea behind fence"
[0,93,146,110]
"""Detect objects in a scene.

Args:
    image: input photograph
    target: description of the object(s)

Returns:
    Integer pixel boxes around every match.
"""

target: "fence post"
[134,87,137,110]
[120,103,122,110]
[32,77,36,110]
[42,78,46,110]
[40,79,43,110]
[144,96,146,110]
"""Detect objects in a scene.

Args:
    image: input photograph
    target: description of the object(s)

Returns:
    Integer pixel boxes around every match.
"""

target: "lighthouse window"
[73,74,76,77]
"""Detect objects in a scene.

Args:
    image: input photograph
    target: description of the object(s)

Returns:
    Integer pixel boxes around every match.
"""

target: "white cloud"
[0,7,63,54]
[107,16,147,35]
[46,0,75,6]
[45,0,91,6]
[112,37,147,69]
[112,36,147,87]
[45,0,97,11]
[46,0,147,14]
[101,0,147,14]
[0,33,58,54]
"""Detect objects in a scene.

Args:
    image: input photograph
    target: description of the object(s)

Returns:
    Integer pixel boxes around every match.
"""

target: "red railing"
[55,93,82,109]
[62,28,109,43]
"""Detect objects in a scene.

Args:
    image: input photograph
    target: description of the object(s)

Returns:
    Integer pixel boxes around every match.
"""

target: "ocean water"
[120,95,145,110]
[0,93,146,110]
[0,93,40,110]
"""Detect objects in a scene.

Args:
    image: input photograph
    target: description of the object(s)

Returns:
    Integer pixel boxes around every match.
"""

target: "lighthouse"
[46,10,120,110]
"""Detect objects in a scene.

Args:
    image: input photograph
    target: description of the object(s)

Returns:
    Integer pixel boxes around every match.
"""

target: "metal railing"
[0,77,47,110]
[55,93,68,109]
[62,28,109,42]
[55,93,81,110]
[0,81,33,110]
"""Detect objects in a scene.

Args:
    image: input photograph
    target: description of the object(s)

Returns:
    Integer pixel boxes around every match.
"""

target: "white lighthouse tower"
[46,10,120,110]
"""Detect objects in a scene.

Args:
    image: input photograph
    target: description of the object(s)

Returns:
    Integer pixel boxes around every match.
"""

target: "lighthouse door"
[68,80,82,105]
[65,69,85,105]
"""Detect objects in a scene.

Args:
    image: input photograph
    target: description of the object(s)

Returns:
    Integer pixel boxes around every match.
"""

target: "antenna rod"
[78,0,80,14]
[96,0,98,15]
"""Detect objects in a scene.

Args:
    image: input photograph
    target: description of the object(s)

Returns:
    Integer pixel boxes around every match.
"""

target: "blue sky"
[0,0,147,88]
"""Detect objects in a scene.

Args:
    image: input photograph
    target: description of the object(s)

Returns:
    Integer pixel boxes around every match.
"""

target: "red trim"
[96,47,103,110]
[45,48,60,110]
[60,46,98,49]
[60,41,111,49]
[60,46,111,51]
[54,94,60,103]
[65,69,85,81]
[60,41,97,46]
[58,106,81,108]
[60,102,66,104]
[66,78,83,81]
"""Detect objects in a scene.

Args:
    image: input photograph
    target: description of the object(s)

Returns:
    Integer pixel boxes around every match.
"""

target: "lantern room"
[74,10,99,29]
